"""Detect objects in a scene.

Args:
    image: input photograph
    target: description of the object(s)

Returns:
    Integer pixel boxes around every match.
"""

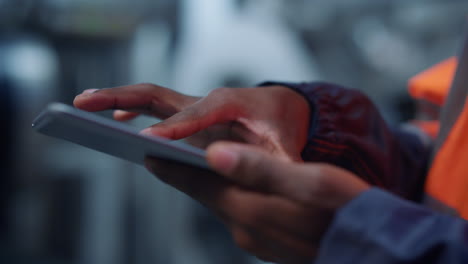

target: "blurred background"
[1,0,467,263]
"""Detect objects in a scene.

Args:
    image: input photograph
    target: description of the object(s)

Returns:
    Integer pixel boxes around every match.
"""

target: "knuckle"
[136,82,155,88]
[136,82,158,91]
[209,87,233,98]
[206,87,243,112]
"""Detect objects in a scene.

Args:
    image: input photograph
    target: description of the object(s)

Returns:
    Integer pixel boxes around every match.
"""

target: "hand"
[146,142,370,264]
[73,83,310,161]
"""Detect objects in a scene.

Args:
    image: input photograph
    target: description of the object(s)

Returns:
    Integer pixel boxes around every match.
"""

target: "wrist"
[272,85,310,119]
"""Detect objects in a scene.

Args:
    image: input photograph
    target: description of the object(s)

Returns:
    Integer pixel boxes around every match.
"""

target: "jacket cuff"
[258,81,430,200]
[258,81,383,183]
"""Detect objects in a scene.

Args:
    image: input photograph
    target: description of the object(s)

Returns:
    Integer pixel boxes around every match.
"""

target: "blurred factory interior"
[1,0,467,263]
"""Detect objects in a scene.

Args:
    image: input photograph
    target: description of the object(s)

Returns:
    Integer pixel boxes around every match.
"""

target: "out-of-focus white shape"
[173,0,320,96]
[3,39,58,103]
[5,41,57,84]
[130,21,172,87]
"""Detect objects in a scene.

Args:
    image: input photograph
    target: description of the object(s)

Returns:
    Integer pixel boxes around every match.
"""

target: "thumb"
[207,142,370,209]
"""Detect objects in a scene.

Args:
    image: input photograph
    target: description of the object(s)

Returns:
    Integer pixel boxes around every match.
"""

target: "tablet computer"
[32,102,209,169]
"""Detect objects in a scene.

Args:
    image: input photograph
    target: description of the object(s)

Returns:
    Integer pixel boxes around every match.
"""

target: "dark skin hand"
[146,142,369,264]
[74,83,310,161]
[74,83,370,263]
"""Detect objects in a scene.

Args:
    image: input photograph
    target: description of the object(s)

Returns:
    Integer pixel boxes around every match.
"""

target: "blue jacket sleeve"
[260,81,431,201]
[315,188,468,264]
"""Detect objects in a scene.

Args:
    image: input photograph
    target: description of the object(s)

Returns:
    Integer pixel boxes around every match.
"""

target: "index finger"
[73,83,197,119]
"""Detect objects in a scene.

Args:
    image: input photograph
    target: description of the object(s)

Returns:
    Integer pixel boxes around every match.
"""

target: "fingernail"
[82,89,100,94]
[211,148,239,174]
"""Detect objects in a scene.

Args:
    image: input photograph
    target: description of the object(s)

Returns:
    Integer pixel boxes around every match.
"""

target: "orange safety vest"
[408,57,457,138]
[426,99,468,219]
[409,57,468,220]
[409,57,457,106]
